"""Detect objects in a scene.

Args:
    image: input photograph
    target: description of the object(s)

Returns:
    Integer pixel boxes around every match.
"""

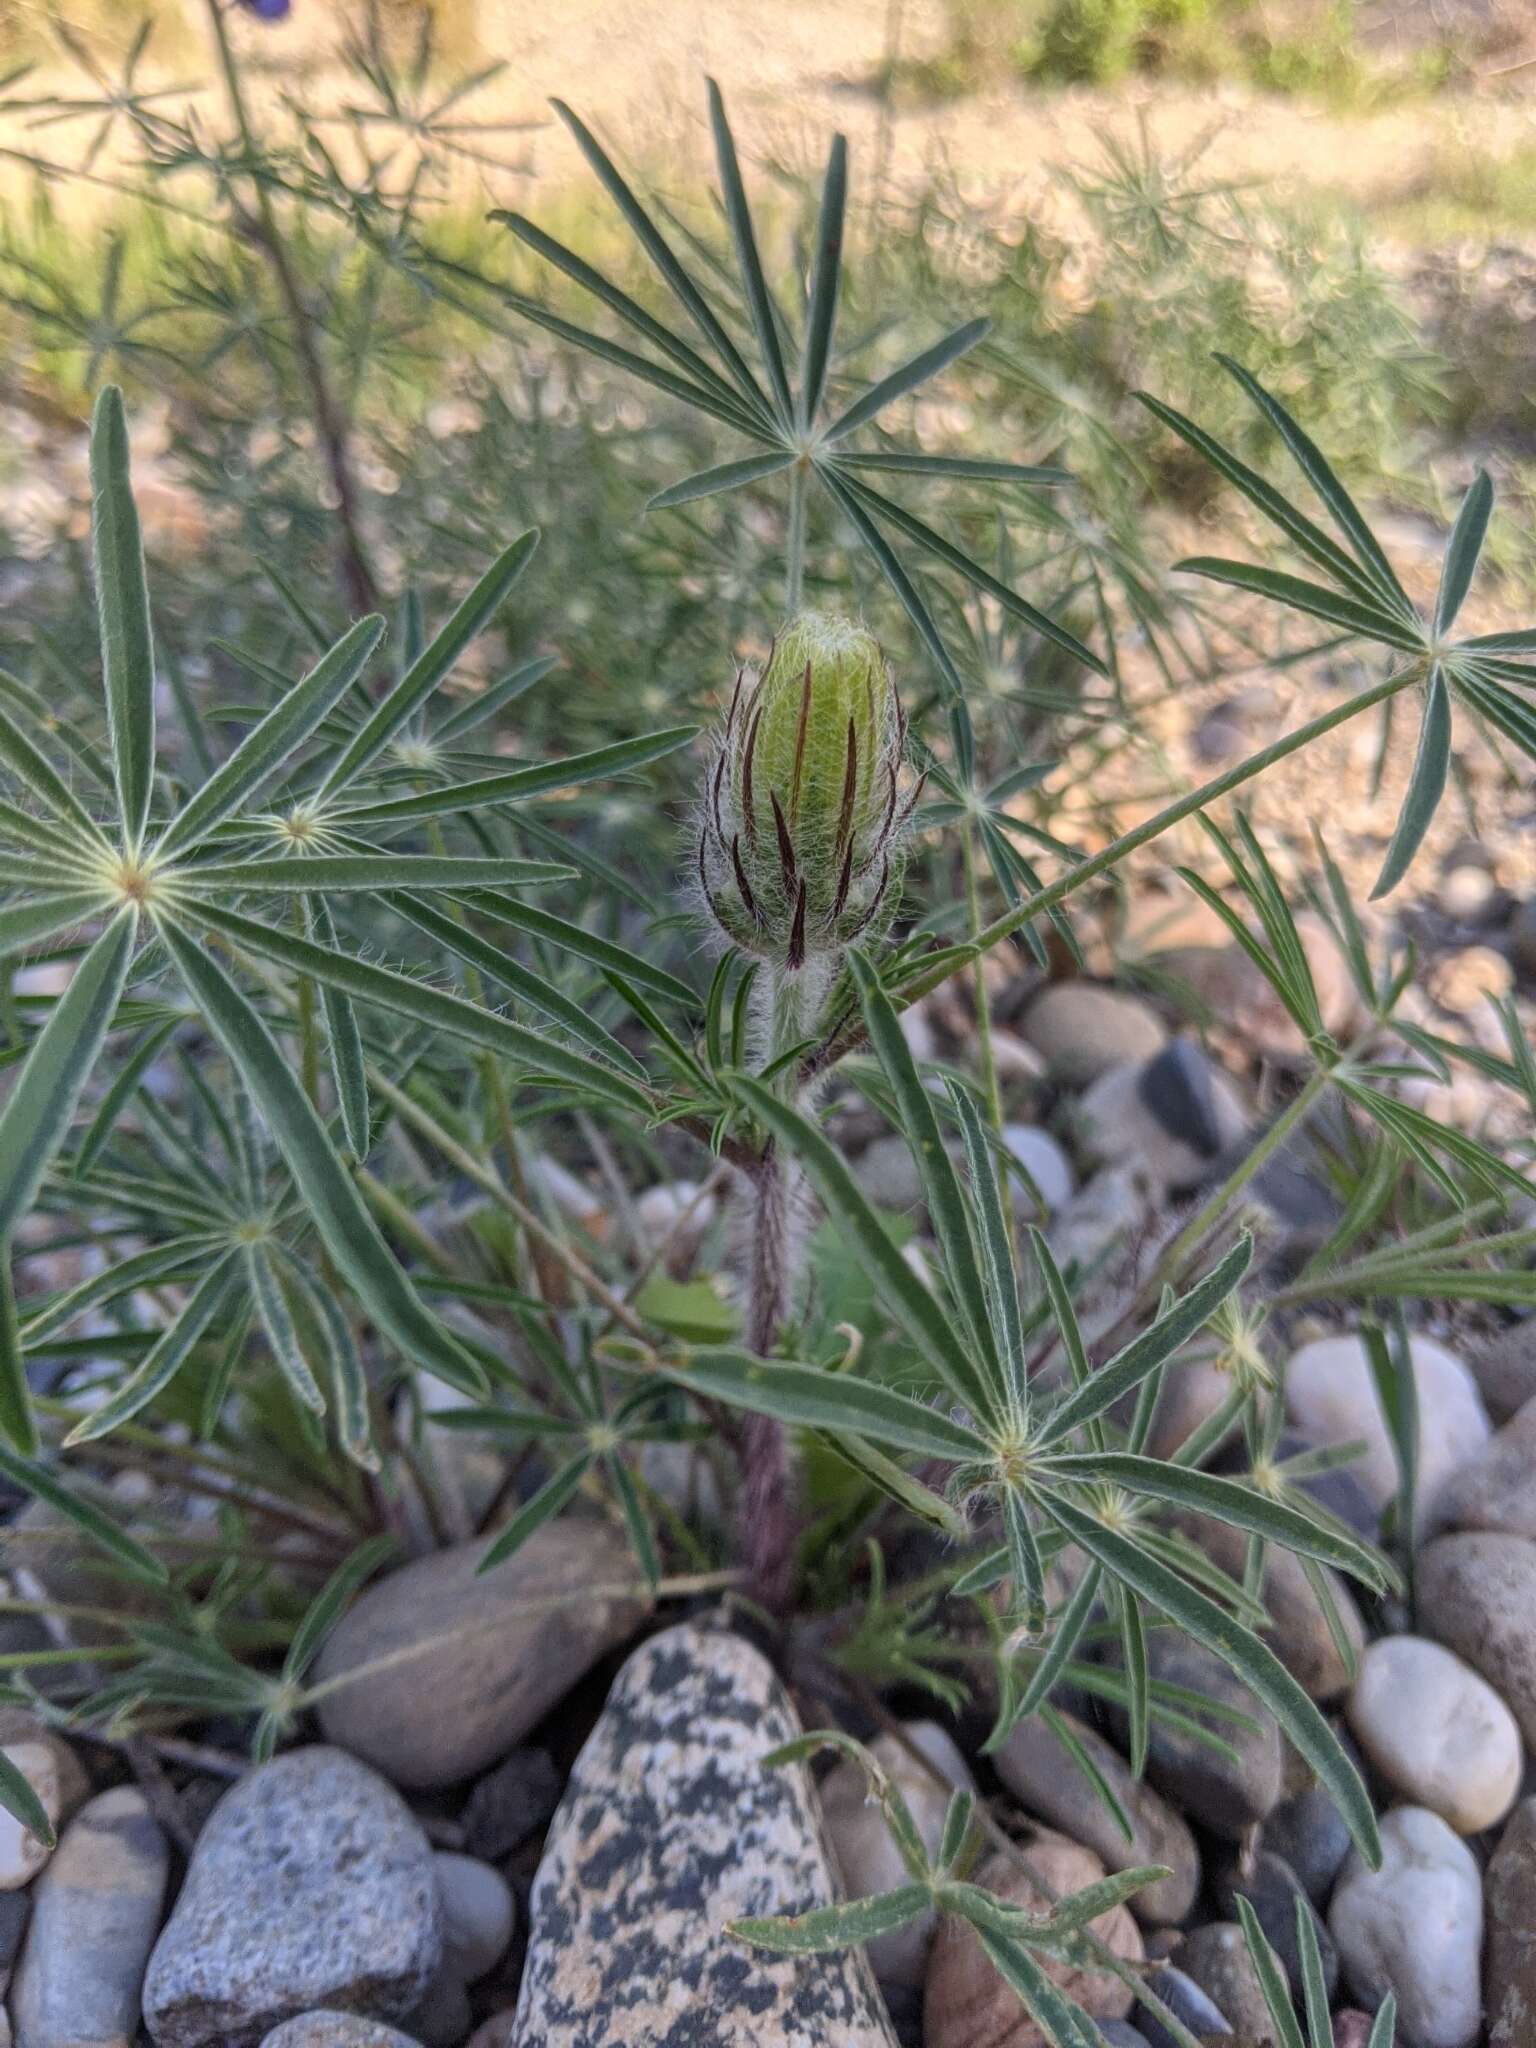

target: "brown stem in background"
[205,0,379,619]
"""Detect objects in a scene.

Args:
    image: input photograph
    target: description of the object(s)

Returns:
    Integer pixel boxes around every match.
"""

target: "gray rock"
[12,1787,169,2048]
[822,1721,975,1990]
[1283,1332,1490,1537]
[143,1748,441,2048]
[460,1748,561,1862]
[1347,1634,1520,1834]
[512,1624,898,2045]
[261,2020,423,2048]
[1467,1322,1536,1425]
[1107,1632,1283,1839]
[854,1133,924,1214]
[1176,1922,1279,2036]
[0,1890,29,1995]
[1329,1806,1482,2048]
[1096,2026,1154,2048]
[1418,1531,1536,1749]
[1022,983,1167,1087]
[1078,1048,1246,1195]
[1486,1796,1536,2048]
[397,1971,469,2048]
[1216,1850,1337,2002]
[1435,1392,1536,1540]
[313,1522,648,1789]
[1046,1165,1150,1279]
[1260,1773,1353,1908]
[1002,1125,1074,1217]
[1135,1965,1232,2045]
[432,1853,514,1984]
[993,1711,1199,1925]
[1176,1512,1364,1701]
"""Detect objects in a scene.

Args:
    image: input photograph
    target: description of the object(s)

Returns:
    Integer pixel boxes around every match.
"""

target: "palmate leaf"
[156,918,486,1399]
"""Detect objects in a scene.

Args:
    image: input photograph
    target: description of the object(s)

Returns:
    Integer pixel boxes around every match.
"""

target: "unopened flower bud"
[697,612,918,969]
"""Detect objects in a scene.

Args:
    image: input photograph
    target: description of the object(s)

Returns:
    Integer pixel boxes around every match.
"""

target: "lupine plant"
[0,17,1533,2044]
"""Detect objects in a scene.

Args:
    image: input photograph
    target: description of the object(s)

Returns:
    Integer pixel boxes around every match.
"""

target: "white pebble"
[1347,1636,1520,1834]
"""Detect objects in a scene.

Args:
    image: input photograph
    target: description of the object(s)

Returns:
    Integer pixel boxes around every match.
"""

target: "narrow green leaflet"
[89,386,156,847]
[318,531,539,797]
[0,1745,55,1851]
[706,80,793,424]
[477,1451,594,1574]
[181,855,571,892]
[1371,665,1450,900]
[331,726,698,828]
[0,892,113,956]
[157,918,486,1397]
[730,1073,995,1418]
[1049,1491,1379,1864]
[1039,1238,1253,1447]
[1435,471,1493,636]
[184,900,653,1114]
[0,910,135,1243]
[823,318,990,442]
[649,451,797,512]
[731,1887,930,1955]
[1041,1453,1389,1590]
[64,1253,239,1443]
[675,1348,988,1462]
[153,613,385,859]
[0,1438,169,1585]
[284,1533,395,1682]
[798,133,846,429]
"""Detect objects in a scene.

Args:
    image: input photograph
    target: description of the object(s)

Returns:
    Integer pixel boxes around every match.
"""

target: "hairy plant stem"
[785,459,809,612]
[737,962,823,1615]
[204,0,379,618]
[804,663,1422,1080]
[961,818,1010,1220]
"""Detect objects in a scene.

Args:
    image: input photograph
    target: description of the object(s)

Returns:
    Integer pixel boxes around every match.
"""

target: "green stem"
[889,664,1420,1024]
[785,459,809,613]
[1151,1061,1334,1293]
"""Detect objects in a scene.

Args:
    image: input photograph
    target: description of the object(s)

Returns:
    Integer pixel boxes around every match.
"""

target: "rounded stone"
[1418,1531,1536,1749]
[1179,1512,1365,1702]
[1328,1806,1482,2048]
[1347,1634,1520,1833]
[1283,1332,1490,1535]
[142,1748,441,2048]
[1022,985,1167,1087]
[993,1711,1199,1925]
[1434,1392,1536,1541]
[1106,1632,1282,1840]
[1134,1964,1233,2047]
[925,1837,1142,2047]
[1486,1796,1536,2047]
[261,2019,423,2048]
[1467,1323,1536,1426]
[1002,1125,1074,1218]
[432,1854,515,1985]
[1077,1047,1247,1195]
[1169,1923,1275,2036]
[1215,1850,1336,2002]
[12,1787,169,2048]
[313,1522,648,1790]
[0,1742,66,1890]
[512,1625,898,2046]
[1260,1773,1353,1909]
[822,1721,976,1990]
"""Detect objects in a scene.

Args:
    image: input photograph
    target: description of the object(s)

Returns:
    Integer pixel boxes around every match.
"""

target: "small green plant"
[1,27,1533,2044]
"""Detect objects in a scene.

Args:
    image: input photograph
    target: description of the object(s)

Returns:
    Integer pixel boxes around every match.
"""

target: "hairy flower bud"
[697,612,918,969]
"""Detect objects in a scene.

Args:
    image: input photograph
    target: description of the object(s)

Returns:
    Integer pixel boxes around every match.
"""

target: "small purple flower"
[237,0,292,19]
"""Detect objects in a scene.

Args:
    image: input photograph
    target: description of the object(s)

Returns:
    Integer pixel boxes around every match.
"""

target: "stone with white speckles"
[510,1624,899,2046]
[1487,1798,1536,2048]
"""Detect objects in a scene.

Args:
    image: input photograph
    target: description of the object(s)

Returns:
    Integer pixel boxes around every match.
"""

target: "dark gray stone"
[1260,1769,1354,1908]
[1097,2024,1154,2048]
[1138,1038,1233,1161]
[1484,1796,1536,2048]
[143,1748,441,2048]
[1216,1850,1338,2002]
[511,1624,898,2045]
[461,1748,561,1863]
[1136,1964,1232,2045]
[12,1787,169,2048]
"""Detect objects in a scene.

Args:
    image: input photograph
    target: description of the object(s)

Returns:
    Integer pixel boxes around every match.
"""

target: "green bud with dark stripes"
[697,612,917,970]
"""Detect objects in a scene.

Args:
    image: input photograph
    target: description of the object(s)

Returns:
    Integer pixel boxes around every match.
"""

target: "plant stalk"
[785,459,809,613]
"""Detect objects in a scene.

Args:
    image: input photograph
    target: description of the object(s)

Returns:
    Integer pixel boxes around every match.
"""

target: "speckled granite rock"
[313,1523,648,1790]
[143,1748,441,2048]
[510,1624,898,2046]
[1486,1798,1536,2048]
[11,1787,169,2048]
